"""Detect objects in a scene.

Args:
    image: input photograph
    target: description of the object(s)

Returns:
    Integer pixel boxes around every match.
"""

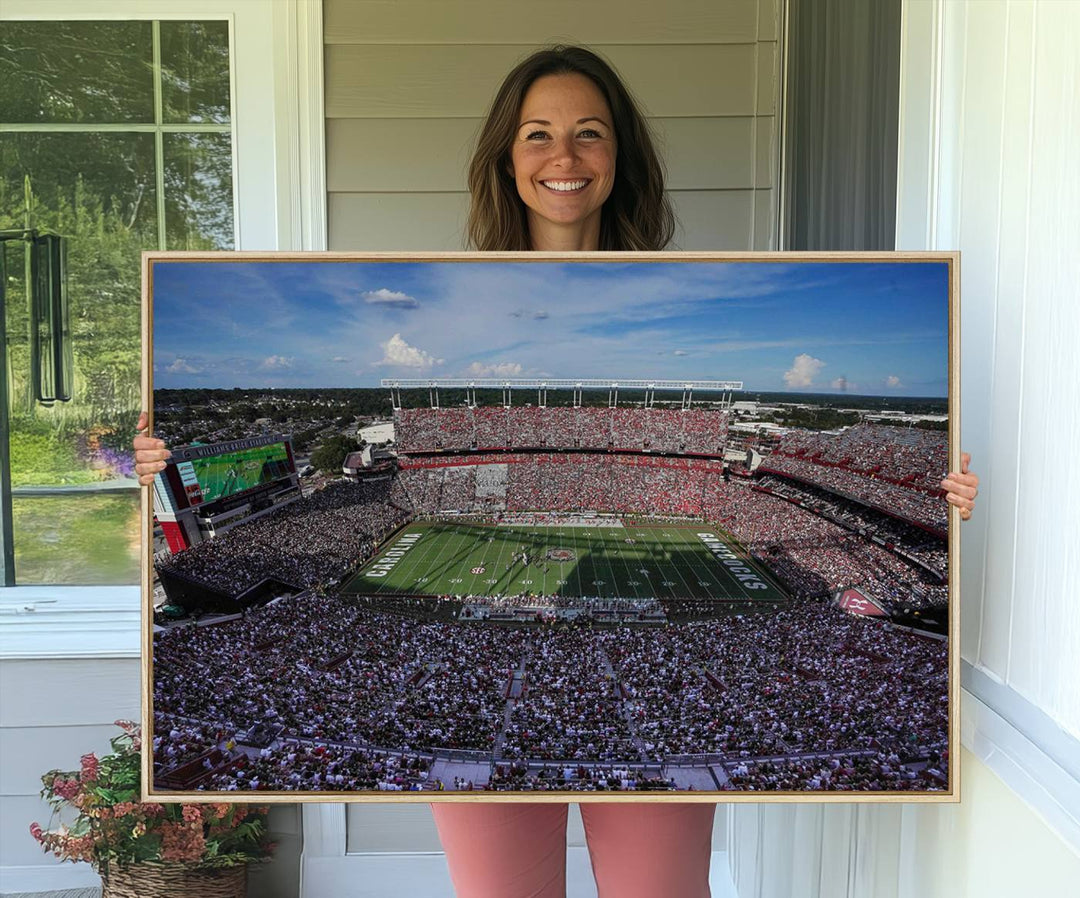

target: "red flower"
[52,778,80,801]
[181,805,202,824]
[112,801,137,818]
[29,822,44,842]
[160,821,206,863]
[80,753,99,782]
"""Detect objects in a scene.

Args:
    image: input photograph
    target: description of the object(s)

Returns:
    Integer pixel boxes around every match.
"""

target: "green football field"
[342,519,788,603]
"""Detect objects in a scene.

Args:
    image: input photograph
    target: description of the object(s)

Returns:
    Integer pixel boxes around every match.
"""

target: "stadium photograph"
[146,254,956,800]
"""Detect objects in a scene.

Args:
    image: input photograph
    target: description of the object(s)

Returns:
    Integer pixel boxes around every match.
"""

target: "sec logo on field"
[471,566,486,574]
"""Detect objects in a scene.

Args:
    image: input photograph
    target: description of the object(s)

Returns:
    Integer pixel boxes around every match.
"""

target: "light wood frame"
[141,250,960,804]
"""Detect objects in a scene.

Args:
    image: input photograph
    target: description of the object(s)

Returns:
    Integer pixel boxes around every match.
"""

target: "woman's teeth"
[542,180,588,191]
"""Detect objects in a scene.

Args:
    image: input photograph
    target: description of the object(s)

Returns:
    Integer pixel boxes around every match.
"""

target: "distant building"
[343,445,396,480]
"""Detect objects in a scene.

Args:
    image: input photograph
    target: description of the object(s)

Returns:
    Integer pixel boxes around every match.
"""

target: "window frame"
[0,0,325,658]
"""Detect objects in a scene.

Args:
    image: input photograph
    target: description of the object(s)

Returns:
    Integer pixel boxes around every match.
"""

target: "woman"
[135,46,979,898]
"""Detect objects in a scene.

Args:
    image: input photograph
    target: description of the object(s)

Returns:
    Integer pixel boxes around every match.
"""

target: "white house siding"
[0,659,140,887]
[324,0,781,251]
[728,0,1080,894]
[727,748,1080,898]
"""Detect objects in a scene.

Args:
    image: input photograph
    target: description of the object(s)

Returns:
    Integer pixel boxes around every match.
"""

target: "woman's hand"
[941,451,979,521]
[133,411,171,486]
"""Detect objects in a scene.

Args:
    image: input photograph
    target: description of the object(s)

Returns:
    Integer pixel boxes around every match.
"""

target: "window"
[0,19,234,584]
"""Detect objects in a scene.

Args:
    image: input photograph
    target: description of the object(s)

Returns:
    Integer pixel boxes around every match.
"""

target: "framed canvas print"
[142,251,959,803]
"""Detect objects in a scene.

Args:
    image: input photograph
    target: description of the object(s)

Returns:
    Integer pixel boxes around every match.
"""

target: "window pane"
[0,19,234,586]
[0,22,154,124]
[164,133,235,250]
[2,132,150,583]
[160,21,232,124]
[12,493,140,585]
[0,132,158,241]
[1,131,155,441]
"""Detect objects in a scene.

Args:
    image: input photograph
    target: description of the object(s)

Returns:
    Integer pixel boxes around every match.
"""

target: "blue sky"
[151,259,950,396]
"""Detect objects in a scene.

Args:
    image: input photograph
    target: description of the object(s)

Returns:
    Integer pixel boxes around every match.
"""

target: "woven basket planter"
[101,862,247,898]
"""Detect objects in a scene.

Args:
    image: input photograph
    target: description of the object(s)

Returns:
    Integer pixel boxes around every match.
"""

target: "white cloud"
[166,358,200,374]
[673,349,689,357]
[262,355,294,369]
[466,361,523,377]
[378,333,443,369]
[885,374,903,388]
[363,288,419,308]
[331,357,348,363]
[783,353,825,388]
[510,308,550,320]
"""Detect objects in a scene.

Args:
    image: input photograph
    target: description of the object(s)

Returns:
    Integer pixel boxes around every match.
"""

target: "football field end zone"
[333,516,420,591]
[698,522,792,602]
[627,516,793,604]
[340,517,788,606]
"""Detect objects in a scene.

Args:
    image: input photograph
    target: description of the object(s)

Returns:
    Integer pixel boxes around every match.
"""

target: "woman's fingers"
[940,451,979,523]
[132,411,170,484]
[940,474,978,500]
[945,492,973,521]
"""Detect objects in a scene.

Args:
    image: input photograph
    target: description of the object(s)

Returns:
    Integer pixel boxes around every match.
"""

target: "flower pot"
[101,862,247,898]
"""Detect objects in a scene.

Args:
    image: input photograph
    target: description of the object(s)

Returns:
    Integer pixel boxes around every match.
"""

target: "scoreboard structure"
[153,435,301,553]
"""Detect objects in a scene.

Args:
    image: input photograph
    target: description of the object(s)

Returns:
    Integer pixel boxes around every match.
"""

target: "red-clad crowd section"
[395,405,729,455]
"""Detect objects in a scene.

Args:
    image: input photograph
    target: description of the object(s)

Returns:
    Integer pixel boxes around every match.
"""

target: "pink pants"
[431,802,715,898]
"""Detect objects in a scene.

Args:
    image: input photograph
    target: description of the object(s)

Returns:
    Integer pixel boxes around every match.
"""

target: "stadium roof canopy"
[381,378,743,391]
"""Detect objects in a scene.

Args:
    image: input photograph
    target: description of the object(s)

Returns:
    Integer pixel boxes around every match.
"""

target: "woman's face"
[509,73,616,249]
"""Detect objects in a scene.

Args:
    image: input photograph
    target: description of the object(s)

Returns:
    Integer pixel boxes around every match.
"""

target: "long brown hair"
[467,46,675,251]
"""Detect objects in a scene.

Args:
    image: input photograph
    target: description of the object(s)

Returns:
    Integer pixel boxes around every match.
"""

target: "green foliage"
[31,722,273,874]
[13,493,139,585]
[311,433,360,473]
[761,406,861,431]
[8,428,93,485]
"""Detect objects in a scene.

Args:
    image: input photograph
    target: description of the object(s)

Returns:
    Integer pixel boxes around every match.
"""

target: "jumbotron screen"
[176,442,292,505]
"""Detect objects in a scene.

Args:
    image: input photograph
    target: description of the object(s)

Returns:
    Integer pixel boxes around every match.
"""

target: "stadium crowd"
[501,629,638,762]
[153,593,947,792]
[706,480,947,610]
[762,424,948,532]
[721,749,946,792]
[154,480,411,596]
[772,423,947,489]
[753,475,947,579]
[395,406,729,454]
[399,453,726,517]
[201,740,436,792]
[486,762,675,792]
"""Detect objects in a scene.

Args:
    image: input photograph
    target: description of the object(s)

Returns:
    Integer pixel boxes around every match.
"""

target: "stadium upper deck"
[394,405,731,455]
[759,424,949,533]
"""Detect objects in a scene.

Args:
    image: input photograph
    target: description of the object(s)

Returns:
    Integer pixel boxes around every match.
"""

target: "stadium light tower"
[381,378,743,410]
